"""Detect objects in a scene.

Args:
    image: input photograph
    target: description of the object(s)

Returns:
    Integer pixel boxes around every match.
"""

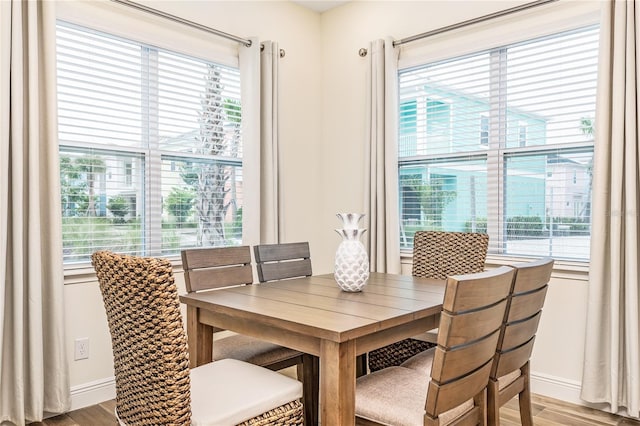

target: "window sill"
[400,251,589,281]
[63,255,184,285]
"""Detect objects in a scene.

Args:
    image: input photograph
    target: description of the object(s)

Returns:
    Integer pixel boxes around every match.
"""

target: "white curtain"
[259,41,281,244]
[365,38,401,273]
[581,0,640,418]
[0,1,71,423]
[239,37,261,247]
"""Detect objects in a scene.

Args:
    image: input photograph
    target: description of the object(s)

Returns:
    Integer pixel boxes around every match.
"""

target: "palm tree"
[194,65,228,246]
[579,117,594,219]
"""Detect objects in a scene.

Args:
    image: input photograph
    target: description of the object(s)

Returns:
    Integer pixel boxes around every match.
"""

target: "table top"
[179,272,445,343]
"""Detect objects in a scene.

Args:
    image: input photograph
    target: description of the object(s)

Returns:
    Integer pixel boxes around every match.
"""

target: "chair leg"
[518,362,534,426]
[486,379,500,426]
[300,354,319,425]
[475,389,487,426]
[356,353,368,377]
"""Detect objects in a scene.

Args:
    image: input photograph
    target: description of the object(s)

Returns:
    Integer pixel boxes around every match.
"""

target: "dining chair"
[487,257,554,426]
[181,246,306,370]
[368,231,490,372]
[91,250,304,425]
[253,241,313,282]
[181,245,315,424]
[253,241,319,425]
[355,266,515,425]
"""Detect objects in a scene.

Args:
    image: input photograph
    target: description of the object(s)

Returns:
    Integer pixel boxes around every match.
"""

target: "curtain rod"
[394,0,558,47]
[110,0,253,47]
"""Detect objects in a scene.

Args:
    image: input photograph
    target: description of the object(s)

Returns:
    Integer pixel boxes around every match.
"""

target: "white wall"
[60,0,600,411]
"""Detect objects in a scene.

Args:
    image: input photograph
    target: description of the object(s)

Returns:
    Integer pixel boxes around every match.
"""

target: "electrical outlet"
[74,338,89,360]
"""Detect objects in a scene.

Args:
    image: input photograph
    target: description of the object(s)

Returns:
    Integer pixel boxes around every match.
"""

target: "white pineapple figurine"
[334,213,370,292]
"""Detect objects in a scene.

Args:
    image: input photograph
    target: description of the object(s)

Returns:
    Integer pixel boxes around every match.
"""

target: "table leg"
[186,306,213,368]
[320,339,356,425]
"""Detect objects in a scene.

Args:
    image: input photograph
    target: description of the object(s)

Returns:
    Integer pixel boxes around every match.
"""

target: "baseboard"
[530,371,640,420]
[70,372,584,412]
[70,377,116,411]
[71,372,581,410]
[530,371,583,405]
[69,371,634,420]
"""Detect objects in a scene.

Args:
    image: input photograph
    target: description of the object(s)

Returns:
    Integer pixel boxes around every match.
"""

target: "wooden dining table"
[179,271,446,426]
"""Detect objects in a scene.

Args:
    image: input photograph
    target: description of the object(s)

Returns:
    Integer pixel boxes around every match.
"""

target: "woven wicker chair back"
[92,250,192,425]
[367,231,490,373]
[412,231,489,280]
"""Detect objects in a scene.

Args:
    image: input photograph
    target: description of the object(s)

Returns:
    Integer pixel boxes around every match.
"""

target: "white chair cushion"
[190,358,302,426]
[355,365,473,426]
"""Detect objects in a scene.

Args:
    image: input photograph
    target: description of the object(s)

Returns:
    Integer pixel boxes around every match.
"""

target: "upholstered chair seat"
[402,349,521,392]
[212,334,298,366]
[356,364,474,425]
[189,359,302,425]
[355,267,515,426]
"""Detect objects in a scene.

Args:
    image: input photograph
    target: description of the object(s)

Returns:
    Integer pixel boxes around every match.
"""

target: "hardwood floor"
[29,394,640,425]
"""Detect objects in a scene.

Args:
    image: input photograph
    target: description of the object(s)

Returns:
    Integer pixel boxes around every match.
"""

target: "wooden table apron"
[179,272,445,426]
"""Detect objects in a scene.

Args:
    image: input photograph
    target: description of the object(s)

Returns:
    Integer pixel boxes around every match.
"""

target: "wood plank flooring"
[29,394,640,425]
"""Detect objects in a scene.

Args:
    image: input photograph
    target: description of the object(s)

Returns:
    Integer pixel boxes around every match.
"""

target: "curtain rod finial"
[359,48,368,57]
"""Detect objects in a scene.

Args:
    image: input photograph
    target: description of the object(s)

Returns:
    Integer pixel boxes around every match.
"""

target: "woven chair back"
[367,231,490,373]
[412,231,489,280]
[254,242,312,282]
[92,250,191,425]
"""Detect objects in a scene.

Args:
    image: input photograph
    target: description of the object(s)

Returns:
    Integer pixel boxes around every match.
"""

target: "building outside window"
[57,22,244,265]
[480,114,489,146]
[398,25,598,261]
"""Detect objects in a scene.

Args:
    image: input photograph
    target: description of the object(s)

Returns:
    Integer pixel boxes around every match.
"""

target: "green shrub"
[506,216,544,238]
[107,196,129,224]
[463,217,487,233]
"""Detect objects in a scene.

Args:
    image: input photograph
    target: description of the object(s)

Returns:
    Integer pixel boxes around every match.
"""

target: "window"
[398,26,598,260]
[57,22,244,265]
[480,115,489,146]
[518,123,527,147]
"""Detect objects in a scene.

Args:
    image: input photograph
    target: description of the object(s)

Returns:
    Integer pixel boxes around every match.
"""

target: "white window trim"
[396,4,599,266]
[56,4,260,278]
[398,1,600,70]
[56,1,238,68]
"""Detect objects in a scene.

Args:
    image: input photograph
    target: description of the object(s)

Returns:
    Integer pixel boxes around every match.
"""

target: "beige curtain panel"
[238,37,261,246]
[0,0,71,423]
[365,38,401,273]
[582,0,640,418]
[259,41,282,244]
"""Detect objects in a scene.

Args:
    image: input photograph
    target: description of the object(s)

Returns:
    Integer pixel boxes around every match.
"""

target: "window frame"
[397,21,599,265]
[55,3,254,277]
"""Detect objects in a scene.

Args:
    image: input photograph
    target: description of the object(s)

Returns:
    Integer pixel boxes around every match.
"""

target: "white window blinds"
[57,22,244,264]
[398,25,599,260]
